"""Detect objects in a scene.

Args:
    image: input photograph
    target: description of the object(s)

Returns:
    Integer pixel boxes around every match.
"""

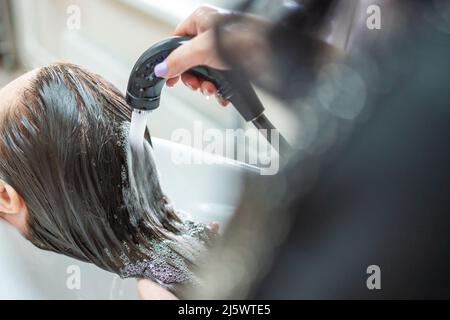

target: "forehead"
[0,68,40,116]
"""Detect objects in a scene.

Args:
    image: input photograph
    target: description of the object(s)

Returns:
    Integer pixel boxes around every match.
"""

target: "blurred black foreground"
[188,0,450,299]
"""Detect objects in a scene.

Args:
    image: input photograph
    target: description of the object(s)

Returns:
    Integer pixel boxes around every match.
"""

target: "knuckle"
[194,7,206,16]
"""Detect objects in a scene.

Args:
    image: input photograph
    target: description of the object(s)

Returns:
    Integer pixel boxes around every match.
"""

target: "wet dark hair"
[0,63,184,274]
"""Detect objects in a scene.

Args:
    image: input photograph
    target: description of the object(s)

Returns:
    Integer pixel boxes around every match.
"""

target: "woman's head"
[0,63,187,275]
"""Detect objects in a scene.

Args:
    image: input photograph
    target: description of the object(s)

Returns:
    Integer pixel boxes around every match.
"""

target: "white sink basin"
[0,138,254,299]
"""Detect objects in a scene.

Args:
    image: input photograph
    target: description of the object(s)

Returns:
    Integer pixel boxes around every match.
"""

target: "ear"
[0,180,25,214]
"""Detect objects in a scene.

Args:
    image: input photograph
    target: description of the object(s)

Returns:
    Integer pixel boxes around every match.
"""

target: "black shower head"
[125,36,265,121]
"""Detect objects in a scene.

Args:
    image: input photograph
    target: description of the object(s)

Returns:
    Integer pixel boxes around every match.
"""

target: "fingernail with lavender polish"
[154,61,168,78]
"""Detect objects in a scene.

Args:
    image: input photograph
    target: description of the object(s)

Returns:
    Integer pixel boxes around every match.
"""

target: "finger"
[181,73,201,90]
[137,279,178,300]
[174,6,216,36]
[207,221,220,232]
[155,32,216,79]
[216,94,230,107]
[174,14,198,37]
[166,77,179,87]
[200,81,217,96]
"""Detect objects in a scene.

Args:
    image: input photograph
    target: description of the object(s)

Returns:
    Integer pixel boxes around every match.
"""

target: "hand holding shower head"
[126,36,266,120]
[126,36,290,155]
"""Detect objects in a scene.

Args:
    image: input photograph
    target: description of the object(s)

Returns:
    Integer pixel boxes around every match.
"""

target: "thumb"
[154,33,210,79]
